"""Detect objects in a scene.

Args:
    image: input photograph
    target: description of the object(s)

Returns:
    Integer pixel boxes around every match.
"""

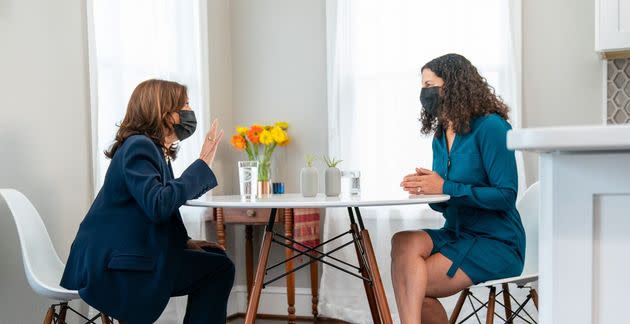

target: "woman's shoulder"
[472,113,512,134]
[116,135,162,159]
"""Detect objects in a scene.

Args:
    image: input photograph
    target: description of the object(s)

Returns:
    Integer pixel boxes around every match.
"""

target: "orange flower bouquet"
[230,122,290,182]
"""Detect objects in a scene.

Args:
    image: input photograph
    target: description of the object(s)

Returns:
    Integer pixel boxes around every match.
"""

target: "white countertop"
[186,193,449,208]
[507,124,630,153]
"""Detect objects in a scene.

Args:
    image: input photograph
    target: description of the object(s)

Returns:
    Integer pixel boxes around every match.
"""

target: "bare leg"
[423,253,474,324]
[391,231,433,323]
[391,230,474,324]
[422,297,449,324]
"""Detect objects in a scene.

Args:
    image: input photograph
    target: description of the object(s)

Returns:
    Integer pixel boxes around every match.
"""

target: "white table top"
[186,193,449,209]
[507,124,630,153]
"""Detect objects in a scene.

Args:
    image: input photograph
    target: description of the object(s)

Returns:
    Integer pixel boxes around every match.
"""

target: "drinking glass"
[238,161,259,200]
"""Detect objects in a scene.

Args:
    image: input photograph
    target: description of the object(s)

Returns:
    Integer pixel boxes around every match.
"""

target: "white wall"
[217,0,328,295]
[230,0,328,194]
[0,0,92,323]
[522,0,605,184]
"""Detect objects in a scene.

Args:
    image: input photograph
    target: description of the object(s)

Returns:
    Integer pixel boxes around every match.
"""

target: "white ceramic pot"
[325,167,341,197]
[300,167,318,197]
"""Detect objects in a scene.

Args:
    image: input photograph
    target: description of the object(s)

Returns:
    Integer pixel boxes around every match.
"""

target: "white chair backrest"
[515,151,527,201]
[0,189,67,296]
[516,182,540,276]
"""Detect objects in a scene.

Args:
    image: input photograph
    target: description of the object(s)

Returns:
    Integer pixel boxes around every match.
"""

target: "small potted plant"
[300,154,318,197]
[323,156,343,197]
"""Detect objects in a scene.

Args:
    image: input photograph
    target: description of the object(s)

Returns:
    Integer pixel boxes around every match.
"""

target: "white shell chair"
[449,182,540,324]
[0,189,116,324]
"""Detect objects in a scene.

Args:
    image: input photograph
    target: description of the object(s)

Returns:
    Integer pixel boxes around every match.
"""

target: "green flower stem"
[244,141,254,160]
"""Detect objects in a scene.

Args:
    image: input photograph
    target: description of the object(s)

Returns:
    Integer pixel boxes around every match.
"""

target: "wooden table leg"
[351,222,380,324]
[245,208,277,324]
[246,225,254,301]
[216,208,226,248]
[502,283,513,323]
[285,208,296,324]
[359,228,392,324]
[310,261,319,319]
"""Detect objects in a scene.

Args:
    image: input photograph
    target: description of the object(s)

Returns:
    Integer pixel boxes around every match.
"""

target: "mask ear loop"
[162,111,178,157]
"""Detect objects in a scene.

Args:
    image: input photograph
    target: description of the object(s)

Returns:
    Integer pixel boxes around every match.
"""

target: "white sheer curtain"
[321,0,525,323]
[88,0,209,322]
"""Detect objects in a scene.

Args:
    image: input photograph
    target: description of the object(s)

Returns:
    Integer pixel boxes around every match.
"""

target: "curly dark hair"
[419,53,510,136]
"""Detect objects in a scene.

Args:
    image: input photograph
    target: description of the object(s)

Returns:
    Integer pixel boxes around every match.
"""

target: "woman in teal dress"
[391,53,525,324]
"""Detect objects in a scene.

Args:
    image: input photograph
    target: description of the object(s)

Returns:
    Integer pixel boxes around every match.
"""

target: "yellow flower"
[278,136,290,146]
[264,125,273,131]
[236,126,248,135]
[275,121,289,130]
[271,126,288,144]
[259,130,274,145]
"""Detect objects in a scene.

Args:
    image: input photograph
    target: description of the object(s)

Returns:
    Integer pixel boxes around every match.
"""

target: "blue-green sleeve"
[441,117,518,211]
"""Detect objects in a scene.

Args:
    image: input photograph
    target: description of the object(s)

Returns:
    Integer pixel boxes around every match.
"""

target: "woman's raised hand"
[199,119,224,168]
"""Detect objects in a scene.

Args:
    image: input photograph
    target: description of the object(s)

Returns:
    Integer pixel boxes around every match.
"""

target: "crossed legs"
[391,231,472,324]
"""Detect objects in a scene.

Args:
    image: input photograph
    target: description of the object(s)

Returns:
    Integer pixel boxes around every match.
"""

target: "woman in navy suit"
[392,54,525,323]
[61,79,233,324]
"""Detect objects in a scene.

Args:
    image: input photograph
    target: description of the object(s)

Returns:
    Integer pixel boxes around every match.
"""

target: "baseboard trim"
[227,285,316,317]
[227,313,348,323]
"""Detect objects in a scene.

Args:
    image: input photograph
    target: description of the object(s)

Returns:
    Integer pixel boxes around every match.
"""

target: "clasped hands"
[400,167,444,195]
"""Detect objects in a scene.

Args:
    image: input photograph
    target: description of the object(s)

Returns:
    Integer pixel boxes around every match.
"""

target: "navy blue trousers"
[170,248,235,324]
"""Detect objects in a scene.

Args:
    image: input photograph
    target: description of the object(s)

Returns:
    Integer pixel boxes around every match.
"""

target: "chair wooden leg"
[502,283,513,323]
[43,306,55,324]
[449,289,469,324]
[351,223,381,324]
[57,302,68,323]
[101,314,112,324]
[530,288,539,310]
[486,287,496,324]
[310,261,319,319]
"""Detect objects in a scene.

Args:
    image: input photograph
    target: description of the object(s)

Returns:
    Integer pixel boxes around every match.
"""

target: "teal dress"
[425,113,525,284]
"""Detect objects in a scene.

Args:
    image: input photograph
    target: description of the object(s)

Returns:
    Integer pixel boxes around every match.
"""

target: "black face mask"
[173,110,197,141]
[420,86,441,117]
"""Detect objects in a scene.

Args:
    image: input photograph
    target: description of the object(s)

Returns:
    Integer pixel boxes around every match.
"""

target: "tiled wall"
[607,58,630,124]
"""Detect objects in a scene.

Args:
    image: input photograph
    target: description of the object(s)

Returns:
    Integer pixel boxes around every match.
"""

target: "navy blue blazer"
[60,135,217,323]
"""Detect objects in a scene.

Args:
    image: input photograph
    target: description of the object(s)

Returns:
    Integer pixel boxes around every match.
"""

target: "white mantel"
[508,124,630,324]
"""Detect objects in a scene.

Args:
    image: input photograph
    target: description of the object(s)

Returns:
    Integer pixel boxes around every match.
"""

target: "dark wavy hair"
[104,79,188,160]
[419,53,510,136]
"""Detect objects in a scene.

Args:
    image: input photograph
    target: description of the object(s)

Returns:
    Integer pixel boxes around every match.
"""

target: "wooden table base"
[216,207,318,323]
[244,206,392,324]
